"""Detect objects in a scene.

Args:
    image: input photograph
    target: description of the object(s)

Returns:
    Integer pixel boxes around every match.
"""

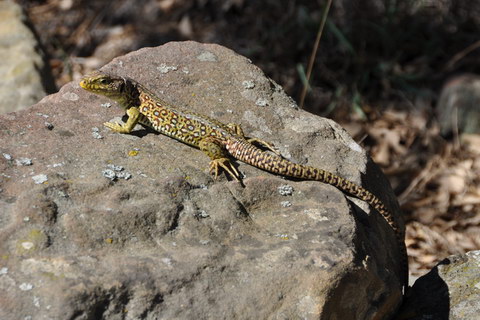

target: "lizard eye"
[99,78,110,85]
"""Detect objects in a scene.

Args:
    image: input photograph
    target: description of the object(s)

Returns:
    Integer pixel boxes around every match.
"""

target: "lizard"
[79,71,409,291]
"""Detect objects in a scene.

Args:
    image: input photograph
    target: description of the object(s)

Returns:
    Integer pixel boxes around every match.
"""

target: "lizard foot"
[104,121,130,133]
[209,158,240,181]
[247,138,281,156]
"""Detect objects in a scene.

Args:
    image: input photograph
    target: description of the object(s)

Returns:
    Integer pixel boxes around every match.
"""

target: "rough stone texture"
[0,0,54,114]
[398,250,480,319]
[0,41,404,319]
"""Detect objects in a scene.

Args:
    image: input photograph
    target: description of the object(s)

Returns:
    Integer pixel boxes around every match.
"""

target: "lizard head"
[80,71,140,108]
[79,72,126,99]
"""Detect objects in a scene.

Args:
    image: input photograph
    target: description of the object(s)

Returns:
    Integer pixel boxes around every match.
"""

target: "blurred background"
[8,0,480,277]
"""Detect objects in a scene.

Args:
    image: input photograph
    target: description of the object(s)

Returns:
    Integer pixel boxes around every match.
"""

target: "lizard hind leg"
[226,123,280,156]
[199,136,240,181]
[246,137,280,156]
[226,122,246,136]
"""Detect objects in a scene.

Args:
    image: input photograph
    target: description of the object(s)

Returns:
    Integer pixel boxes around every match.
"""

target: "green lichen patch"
[15,228,49,255]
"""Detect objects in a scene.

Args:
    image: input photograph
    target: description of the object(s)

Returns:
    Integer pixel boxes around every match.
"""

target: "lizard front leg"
[104,106,140,134]
[199,136,240,181]
[226,123,280,155]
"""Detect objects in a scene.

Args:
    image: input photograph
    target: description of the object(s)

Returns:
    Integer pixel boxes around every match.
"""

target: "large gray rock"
[398,250,480,320]
[0,0,54,114]
[0,41,404,319]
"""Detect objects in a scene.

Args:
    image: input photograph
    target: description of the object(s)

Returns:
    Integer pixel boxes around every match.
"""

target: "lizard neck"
[113,80,141,110]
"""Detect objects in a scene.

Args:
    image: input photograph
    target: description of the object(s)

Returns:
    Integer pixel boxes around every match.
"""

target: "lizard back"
[135,84,239,148]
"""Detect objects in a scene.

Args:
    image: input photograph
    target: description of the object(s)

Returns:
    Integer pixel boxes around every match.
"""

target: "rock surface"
[0,0,54,114]
[398,250,480,319]
[437,74,480,136]
[0,41,404,319]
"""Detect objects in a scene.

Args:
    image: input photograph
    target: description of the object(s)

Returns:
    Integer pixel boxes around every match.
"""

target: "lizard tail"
[227,139,408,289]
[311,167,409,291]
[304,164,410,291]
[298,164,409,290]
[309,165,409,291]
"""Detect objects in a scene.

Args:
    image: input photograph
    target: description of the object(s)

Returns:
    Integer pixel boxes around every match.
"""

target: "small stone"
[157,63,178,73]
[116,171,132,180]
[57,191,68,198]
[32,174,48,184]
[15,157,32,166]
[100,102,112,108]
[2,153,12,160]
[33,296,40,308]
[19,283,33,291]
[102,164,132,181]
[196,210,209,218]
[44,122,54,130]
[102,169,117,181]
[0,267,8,275]
[278,185,294,196]
[21,241,34,250]
[92,131,103,139]
[36,112,49,118]
[137,171,148,178]
[281,201,292,207]
[107,164,124,172]
[242,80,255,89]
[255,98,268,107]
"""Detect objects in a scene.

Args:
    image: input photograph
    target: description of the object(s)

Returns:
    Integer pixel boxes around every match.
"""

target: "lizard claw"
[209,158,240,181]
[247,138,281,156]
[104,121,127,133]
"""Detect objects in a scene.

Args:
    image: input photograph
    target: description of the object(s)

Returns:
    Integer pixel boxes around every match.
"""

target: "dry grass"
[344,107,480,276]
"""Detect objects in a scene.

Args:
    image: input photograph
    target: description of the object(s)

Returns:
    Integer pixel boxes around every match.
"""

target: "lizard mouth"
[79,79,90,90]
[79,79,103,92]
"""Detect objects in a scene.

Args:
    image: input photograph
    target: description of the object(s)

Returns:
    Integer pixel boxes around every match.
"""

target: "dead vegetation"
[355,107,480,275]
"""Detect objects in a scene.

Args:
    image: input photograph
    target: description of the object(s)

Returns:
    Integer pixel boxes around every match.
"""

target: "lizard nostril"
[79,80,90,89]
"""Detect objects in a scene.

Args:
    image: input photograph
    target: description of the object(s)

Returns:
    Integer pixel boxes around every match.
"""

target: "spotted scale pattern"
[137,88,233,148]
[80,72,408,290]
